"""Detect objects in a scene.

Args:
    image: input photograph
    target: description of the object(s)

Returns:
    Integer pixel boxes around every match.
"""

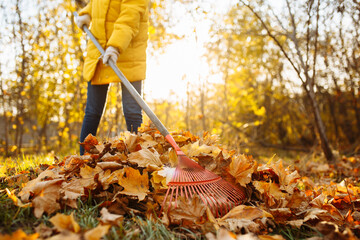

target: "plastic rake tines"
[161,154,246,218]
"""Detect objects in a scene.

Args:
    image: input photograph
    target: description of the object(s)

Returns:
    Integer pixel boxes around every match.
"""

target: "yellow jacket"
[79,0,148,84]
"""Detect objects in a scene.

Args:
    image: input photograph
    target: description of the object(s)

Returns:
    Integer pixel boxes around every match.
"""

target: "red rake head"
[161,153,246,218]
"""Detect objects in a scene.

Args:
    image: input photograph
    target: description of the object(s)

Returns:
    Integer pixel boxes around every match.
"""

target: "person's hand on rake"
[102,46,119,65]
[75,14,90,31]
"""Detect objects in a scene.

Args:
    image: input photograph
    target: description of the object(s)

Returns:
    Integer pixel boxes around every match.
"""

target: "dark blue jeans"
[80,80,142,155]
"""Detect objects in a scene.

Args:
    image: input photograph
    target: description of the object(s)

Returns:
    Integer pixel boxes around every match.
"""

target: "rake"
[74,12,246,217]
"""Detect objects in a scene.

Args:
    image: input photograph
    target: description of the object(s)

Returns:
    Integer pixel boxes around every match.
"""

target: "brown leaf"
[98,169,122,190]
[127,148,162,170]
[99,207,123,225]
[79,165,102,189]
[97,161,123,171]
[220,205,273,222]
[32,179,63,218]
[61,179,86,208]
[18,169,62,202]
[79,134,99,152]
[164,194,207,227]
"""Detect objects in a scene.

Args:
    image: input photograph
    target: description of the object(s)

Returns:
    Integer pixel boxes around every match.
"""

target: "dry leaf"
[6,188,31,208]
[127,148,162,170]
[83,224,111,240]
[97,161,123,171]
[61,179,85,208]
[79,165,102,189]
[18,169,62,202]
[98,169,122,190]
[50,212,80,233]
[228,154,257,187]
[32,179,63,218]
[0,229,39,240]
[165,195,207,227]
[118,167,149,201]
[220,205,273,222]
[100,207,123,225]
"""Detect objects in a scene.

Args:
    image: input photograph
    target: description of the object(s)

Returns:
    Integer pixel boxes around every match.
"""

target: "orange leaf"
[228,154,257,187]
[117,167,149,201]
[49,212,81,233]
[83,224,111,240]
[0,229,39,240]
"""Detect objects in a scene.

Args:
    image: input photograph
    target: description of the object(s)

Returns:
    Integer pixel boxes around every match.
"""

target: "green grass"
[273,224,323,240]
[0,153,55,177]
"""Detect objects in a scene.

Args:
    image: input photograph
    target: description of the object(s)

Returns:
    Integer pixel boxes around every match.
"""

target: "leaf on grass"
[228,154,257,187]
[83,224,111,240]
[118,167,149,201]
[18,169,62,202]
[32,179,63,218]
[127,148,162,170]
[0,229,39,240]
[50,212,81,233]
[6,188,31,208]
[46,232,80,240]
[99,207,123,225]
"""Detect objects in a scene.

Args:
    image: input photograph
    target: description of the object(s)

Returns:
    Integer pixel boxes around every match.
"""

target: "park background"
[0,0,359,163]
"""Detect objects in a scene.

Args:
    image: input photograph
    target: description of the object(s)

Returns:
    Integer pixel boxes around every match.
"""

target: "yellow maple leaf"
[98,169,123,190]
[228,154,257,187]
[79,165,103,189]
[117,167,149,201]
[50,212,81,233]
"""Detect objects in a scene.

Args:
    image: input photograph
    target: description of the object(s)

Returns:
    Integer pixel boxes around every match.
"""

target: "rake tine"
[200,183,222,217]
[167,186,175,211]
[174,186,180,208]
[195,184,218,216]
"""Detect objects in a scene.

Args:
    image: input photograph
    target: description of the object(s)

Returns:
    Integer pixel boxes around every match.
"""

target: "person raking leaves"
[75,0,149,155]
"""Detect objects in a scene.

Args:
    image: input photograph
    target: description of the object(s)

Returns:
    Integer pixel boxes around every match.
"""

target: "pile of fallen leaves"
[2,124,360,239]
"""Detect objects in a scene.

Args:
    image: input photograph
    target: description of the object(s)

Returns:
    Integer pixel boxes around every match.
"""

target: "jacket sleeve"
[107,0,147,53]
[78,1,92,17]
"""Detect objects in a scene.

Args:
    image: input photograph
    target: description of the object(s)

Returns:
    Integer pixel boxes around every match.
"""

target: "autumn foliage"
[2,124,360,239]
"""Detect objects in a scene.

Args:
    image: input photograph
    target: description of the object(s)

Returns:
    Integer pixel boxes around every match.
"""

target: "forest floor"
[0,125,359,240]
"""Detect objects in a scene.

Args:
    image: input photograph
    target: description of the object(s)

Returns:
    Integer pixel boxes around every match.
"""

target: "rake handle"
[74,12,182,151]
